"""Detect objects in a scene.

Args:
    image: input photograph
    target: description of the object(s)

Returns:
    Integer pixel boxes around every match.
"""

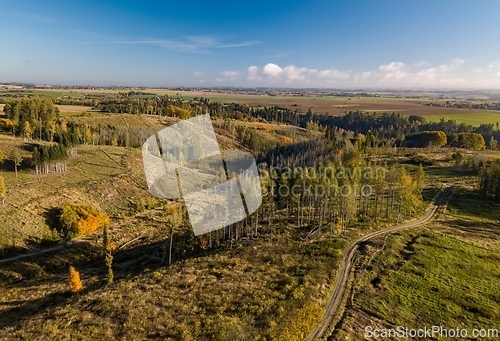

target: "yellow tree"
[397,170,422,219]
[59,204,110,241]
[22,120,33,141]
[0,175,5,205]
[68,266,83,294]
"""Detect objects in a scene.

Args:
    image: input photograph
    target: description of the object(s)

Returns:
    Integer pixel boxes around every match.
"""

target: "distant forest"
[2,94,496,151]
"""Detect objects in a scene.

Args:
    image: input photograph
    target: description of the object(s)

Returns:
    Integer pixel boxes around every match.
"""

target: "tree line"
[32,144,69,174]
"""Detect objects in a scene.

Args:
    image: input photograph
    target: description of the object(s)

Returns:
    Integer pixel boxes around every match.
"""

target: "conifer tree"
[103,227,116,284]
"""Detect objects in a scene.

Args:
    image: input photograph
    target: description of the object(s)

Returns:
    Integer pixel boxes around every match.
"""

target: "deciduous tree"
[0,175,5,205]
[68,266,83,294]
[10,149,22,186]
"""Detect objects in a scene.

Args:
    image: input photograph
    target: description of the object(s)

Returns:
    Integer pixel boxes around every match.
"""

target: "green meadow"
[417,112,500,127]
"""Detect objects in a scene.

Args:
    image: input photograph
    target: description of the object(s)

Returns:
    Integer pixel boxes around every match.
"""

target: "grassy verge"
[353,229,500,330]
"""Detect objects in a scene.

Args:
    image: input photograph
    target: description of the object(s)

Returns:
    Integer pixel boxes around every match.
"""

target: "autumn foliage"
[254,124,271,131]
[59,204,110,240]
[0,175,5,205]
[272,303,323,341]
[68,266,83,294]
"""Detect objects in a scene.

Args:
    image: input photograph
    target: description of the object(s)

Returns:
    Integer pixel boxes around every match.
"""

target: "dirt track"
[308,190,448,340]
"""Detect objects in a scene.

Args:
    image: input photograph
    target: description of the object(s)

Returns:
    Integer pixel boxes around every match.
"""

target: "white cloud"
[247,66,261,81]
[489,61,500,69]
[110,35,259,53]
[263,63,284,77]
[215,78,223,82]
[413,60,431,68]
[361,71,372,79]
[283,65,308,81]
[250,63,350,84]
[230,58,500,88]
[379,62,405,72]
[221,70,239,77]
[359,58,468,87]
[316,69,350,80]
[194,71,204,77]
[217,41,260,48]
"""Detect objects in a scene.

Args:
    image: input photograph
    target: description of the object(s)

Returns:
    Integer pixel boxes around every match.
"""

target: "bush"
[271,303,323,341]
[212,315,245,341]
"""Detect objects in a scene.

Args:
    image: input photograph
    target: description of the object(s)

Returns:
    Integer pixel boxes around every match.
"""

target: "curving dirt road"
[308,190,447,340]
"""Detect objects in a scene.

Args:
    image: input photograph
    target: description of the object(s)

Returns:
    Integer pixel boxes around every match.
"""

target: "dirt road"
[308,190,447,340]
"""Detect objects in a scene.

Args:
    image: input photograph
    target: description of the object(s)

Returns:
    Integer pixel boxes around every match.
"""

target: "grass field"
[417,112,500,126]
[0,90,87,98]
[341,186,500,339]
[0,103,92,114]
[352,228,500,328]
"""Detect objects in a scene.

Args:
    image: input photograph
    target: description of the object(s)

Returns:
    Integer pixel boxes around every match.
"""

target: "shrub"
[272,303,323,341]
[212,315,245,341]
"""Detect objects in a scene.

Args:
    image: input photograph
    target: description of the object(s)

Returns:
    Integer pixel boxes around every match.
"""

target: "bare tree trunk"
[269,203,274,243]
[14,164,18,186]
[169,226,174,265]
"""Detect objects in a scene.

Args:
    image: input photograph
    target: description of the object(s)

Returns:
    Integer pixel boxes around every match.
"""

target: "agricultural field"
[0,103,92,116]
[3,88,500,126]
[416,112,500,126]
[141,90,500,126]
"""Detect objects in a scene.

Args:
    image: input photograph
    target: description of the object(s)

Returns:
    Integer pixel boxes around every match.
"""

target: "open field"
[0,103,92,114]
[0,90,87,98]
[416,112,500,126]
[144,90,500,126]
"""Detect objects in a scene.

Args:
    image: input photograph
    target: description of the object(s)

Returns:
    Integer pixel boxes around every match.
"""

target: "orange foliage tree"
[68,266,83,294]
[59,204,110,240]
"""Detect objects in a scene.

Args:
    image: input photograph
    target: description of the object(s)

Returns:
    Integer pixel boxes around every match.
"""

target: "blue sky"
[2,0,500,88]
